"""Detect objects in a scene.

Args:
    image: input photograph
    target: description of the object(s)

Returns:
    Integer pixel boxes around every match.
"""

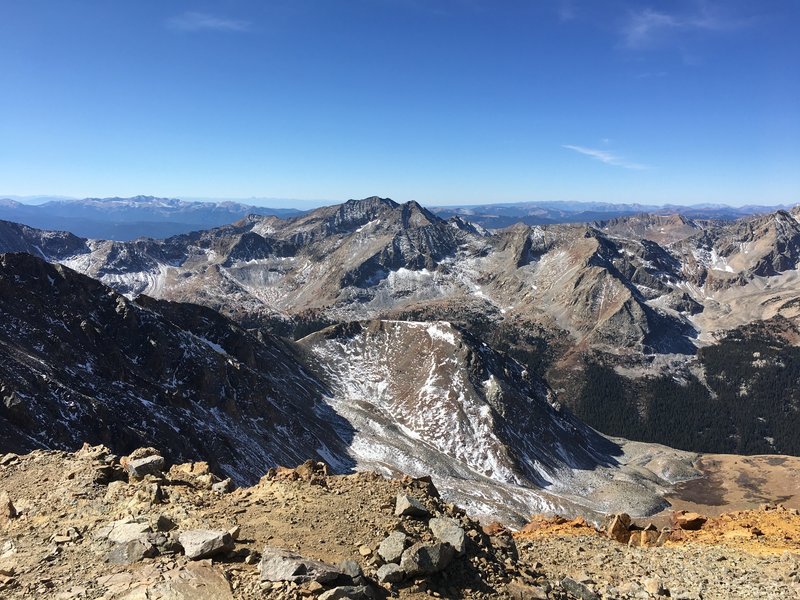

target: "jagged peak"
[343,196,399,210]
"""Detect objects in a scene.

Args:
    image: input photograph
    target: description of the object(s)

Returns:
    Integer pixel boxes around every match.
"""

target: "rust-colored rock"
[671,511,708,531]
[606,513,632,543]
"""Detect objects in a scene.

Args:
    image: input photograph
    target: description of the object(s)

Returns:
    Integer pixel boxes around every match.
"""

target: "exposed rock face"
[299,319,678,522]
[0,253,353,484]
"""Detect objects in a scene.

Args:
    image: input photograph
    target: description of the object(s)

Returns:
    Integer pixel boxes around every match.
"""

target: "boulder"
[95,518,151,544]
[178,530,234,560]
[107,538,158,564]
[394,494,430,518]
[376,563,405,584]
[507,580,548,600]
[399,542,455,576]
[259,546,342,583]
[560,576,599,600]
[0,491,16,521]
[126,455,165,479]
[338,560,365,585]
[211,479,232,494]
[318,586,371,600]
[377,531,408,563]
[0,541,16,577]
[605,513,631,543]
[428,517,466,554]
[671,511,707,531]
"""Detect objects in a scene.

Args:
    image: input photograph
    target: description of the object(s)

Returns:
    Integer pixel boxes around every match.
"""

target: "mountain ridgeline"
[2,196,800,519]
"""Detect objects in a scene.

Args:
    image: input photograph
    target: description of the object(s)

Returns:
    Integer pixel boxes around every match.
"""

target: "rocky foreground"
[0,447,799,600]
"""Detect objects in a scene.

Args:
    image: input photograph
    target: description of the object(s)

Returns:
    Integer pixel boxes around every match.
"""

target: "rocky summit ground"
[1,447,799,600]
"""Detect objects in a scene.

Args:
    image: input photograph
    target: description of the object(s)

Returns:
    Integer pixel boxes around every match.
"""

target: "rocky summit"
[0,446,798,599]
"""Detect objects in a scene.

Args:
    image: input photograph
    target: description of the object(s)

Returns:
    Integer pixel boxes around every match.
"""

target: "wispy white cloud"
[555,0,577,22]
[563,144,649,170]
[167,12,250,33]
[622,4,745,49]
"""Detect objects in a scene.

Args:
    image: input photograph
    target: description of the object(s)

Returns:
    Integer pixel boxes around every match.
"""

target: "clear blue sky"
[1,0,798,206]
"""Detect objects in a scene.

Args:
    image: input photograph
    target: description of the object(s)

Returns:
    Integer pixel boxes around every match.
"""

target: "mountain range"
[0,195,303,240]
[2,195,800,522]
[1,194,792,240]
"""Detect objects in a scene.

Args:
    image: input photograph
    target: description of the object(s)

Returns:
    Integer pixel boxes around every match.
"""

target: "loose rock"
[376,562,405,584]
[178,529,234,560]
[394,494,430,518]
[429,517,467,554]
[259,546,342,583]
[400,542,454,576]
[126,455,165,479]
[378,531,408,563]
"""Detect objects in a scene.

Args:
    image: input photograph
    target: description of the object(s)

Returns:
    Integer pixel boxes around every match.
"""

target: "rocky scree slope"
[0,252,353,483]
[1,446,798,600]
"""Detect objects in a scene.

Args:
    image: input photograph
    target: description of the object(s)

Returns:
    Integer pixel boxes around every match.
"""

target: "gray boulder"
[428,517,466,554]
[126,455,165,479]
[399,542,454,576]
[178,529,234,560]
[376,562,405,584]
[318,586,371,600]
[95,518,151,544]
[377,531,408,563]
[107,538,157,564]
[259,546,342,583]
[338,560,365,585]
[560,577,599,600]
[394,494,430,518]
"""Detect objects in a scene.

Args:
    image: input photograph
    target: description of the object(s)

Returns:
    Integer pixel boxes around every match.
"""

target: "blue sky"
[0,0,798,206]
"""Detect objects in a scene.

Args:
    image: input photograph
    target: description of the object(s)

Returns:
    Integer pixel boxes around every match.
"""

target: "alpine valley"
[2,196,800,527]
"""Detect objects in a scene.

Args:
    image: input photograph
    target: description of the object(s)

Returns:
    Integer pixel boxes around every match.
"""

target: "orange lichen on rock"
[666,503,800,555]
[515,514,598,538]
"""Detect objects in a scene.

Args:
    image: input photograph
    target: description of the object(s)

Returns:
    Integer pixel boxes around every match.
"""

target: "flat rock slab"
[114,562,234,600]
[178,530,234,560]
[96,519,152,545]
[377,562,405,584]
[107,538,157,564]
[561,577,599,600]
[260,546,343,583]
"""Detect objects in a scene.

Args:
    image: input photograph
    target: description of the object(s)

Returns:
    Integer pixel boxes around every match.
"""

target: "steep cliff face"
[0,253,353,483]
[299,320,680,521]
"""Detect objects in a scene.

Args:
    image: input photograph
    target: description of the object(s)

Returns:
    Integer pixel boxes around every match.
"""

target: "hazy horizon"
[2,193,798,211]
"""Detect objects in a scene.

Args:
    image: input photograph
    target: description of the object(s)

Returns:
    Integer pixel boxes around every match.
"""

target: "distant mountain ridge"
[0,195,305,240]
[431,200,795,228]
[1,194,794,240]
